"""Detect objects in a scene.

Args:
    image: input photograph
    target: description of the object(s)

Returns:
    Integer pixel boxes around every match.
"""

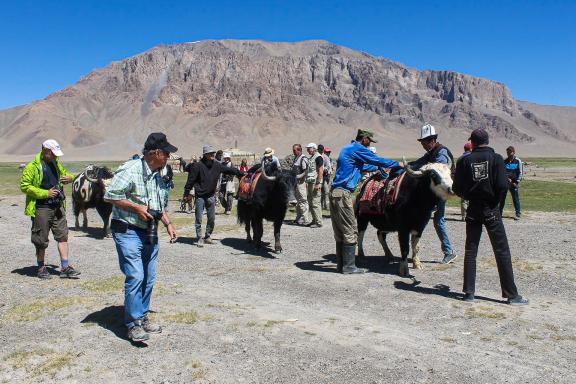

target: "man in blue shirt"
[410,124,457,264]
[330,129,402,274]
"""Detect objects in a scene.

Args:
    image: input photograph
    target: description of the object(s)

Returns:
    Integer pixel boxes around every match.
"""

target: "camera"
[47,187,65,206]
[145,209,163,245]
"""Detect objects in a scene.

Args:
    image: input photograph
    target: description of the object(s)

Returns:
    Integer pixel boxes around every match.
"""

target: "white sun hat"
[42,139,64,156]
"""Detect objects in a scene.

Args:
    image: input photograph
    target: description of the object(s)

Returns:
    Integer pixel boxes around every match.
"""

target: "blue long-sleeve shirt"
[331,141,400,192]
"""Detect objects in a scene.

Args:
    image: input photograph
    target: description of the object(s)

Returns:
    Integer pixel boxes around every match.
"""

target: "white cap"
[306,142,317,150]
[42,139,64,156]
[368,146,377,153]
[418,123,437,141]
[223,152,231,158]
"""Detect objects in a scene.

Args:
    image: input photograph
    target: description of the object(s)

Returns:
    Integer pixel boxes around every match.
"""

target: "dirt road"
[0,196,574,383]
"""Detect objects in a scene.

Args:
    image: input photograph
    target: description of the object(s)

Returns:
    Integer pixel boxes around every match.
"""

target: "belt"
[111,219,147,233]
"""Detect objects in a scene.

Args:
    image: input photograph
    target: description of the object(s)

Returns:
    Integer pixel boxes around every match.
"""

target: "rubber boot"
[342,244,367,274]
[336,242,343,273]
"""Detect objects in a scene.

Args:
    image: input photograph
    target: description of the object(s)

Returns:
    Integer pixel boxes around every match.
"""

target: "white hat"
[418,123,437,141]
[263,147,275,157]
[306,142,317,150]
[223,152,231,158]
[368,146,377,153]
[42,139,64,156]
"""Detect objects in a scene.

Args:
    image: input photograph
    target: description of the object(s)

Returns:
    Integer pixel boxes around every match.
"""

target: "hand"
[167,224,178,243]
[184,195,192,202]
[134,204,153,221]
[47,187,59,198]
[398,162,405,168]
[60,175,72,184]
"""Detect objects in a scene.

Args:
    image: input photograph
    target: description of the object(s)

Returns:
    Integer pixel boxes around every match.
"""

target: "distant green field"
[523,157,576,168]
[3,160,576,212]
[446,179,576,213]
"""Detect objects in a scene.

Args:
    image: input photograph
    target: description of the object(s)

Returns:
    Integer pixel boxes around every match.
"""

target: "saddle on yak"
[358,169,406,216]
[237,171,262,201]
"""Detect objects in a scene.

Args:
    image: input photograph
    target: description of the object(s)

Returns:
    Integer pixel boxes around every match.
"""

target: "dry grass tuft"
[464,306,506,320]
[1,297,92,322]
[165,311,199,324]
[4,348,74,378]
[81,276,124,294]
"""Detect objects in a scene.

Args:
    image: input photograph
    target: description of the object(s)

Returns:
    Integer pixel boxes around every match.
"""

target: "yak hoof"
[274,247,282,254]
[383,255,392,264]
[399,261,410,277]
[413,257,423,270]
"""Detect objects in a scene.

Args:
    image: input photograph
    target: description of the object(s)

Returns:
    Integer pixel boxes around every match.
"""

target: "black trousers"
[463,203,519,298]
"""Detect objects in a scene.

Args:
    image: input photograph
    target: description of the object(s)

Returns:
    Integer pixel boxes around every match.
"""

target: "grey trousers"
[307,183,323,226]
[329,188,357,244]
[195,195,216,239]
[294,181,309,223]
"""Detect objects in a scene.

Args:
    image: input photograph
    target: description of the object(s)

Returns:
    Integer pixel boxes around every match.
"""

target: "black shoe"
[507,296,529,306]
[307,222,322,228]
[37,266,52,279]
[60,266,81,278]
[463,293,475,302]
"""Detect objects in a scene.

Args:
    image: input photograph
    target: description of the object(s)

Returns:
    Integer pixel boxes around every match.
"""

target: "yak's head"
[403,157,454,201]
[84,165,114,189]
[260,163,306,203]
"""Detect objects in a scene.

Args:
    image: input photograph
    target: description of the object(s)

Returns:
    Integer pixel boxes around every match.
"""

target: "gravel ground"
[0,195,575,383]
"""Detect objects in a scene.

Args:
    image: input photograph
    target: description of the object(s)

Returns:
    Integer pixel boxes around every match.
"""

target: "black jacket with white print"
[453,146,508,209]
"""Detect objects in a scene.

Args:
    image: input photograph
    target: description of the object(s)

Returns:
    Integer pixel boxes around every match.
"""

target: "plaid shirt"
[104,159,170,229]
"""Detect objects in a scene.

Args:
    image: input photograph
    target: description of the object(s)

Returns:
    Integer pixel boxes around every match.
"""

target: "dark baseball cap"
[469,129,489,145]
[506,146,515,152]
[144,132,178,153]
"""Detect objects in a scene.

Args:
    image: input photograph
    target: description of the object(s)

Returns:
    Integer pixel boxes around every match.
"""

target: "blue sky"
[0,0,574,109]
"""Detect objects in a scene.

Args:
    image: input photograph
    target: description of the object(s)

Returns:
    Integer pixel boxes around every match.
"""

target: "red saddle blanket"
[238,171,262,201]
[358,171,406,215]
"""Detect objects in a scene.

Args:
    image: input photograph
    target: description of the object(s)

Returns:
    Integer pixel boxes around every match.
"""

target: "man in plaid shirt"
[104,133,178,343]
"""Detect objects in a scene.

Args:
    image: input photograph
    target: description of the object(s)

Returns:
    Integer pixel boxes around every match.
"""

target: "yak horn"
[403,156,424,178]
[260,164,277,181]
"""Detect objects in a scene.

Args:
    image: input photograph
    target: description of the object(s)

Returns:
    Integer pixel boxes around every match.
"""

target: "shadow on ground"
[295,254,401,275]
[69,226,109,239]
[81,305,148,347]
[393,280,505,304]
[12,264,60,278]
[220,237,277,259]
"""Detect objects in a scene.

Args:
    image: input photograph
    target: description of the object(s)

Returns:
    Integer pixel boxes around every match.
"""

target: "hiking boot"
[128,320,150,342]
[203,237,214,245]
[507,296,529,306]
[441,252,458,265]
[307,222,322,228]
[463,293,475,302]
[196,237,204,248]
[142,316,162,334]
[37,266,52,279]
[60,265,81,278]
[514,214,521,221]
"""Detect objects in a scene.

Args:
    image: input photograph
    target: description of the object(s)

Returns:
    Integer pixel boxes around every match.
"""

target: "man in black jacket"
[453,129,528,305]
[184,145,244,246]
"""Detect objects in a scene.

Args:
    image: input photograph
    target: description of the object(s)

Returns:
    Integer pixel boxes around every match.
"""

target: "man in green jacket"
[20,140,81,279]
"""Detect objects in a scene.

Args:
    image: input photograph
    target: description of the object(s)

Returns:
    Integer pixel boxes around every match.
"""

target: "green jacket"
[20,152,74,217]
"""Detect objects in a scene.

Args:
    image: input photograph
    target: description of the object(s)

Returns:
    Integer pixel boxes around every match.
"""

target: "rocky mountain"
[0,39,574,160]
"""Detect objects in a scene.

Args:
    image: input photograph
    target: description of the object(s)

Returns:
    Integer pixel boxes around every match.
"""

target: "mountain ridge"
[1,39,574,160]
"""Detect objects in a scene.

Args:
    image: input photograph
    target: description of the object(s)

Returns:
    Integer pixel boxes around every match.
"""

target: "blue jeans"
[195,195,216,238]
[433,200,453,257]
[499,185,522,217]
[112,228,159,328]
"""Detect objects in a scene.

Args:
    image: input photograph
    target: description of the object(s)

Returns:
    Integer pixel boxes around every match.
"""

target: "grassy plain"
[2,159,575,212]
